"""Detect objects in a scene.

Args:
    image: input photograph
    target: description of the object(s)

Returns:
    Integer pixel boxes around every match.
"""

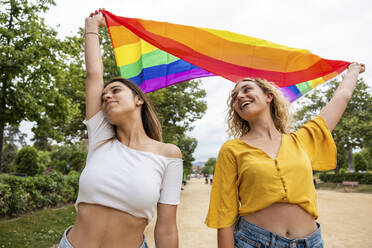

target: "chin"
[103,109,121,124]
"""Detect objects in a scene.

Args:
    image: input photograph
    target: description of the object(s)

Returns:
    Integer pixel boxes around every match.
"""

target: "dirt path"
[144,178,372,248]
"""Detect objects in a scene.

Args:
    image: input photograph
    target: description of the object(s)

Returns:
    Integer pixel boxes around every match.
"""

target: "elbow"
[155,223,178,236]
[336,89,353,103]
[154,223,178,241]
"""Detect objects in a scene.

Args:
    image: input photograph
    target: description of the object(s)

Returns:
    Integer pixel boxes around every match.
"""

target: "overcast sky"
[20,0,372,162]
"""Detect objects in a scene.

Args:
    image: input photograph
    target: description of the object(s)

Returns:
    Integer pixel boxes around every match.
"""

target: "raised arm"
[84,9,106,120]
[319,62,365,131]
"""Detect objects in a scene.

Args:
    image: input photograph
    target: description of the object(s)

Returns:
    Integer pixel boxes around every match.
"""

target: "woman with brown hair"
[58,9,183,248]
[205,62,365,248]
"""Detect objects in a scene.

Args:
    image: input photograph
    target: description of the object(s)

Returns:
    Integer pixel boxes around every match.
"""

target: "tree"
[201,157,217,175]
[293,78,372,172]
[50,142,87,174]
[177,135,198,175]
[354,153,368,171]
[0,0,79,169]
[2,125,27,172]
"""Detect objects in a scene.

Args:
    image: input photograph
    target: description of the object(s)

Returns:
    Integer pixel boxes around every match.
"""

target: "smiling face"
[101,81,144,124]
[232,80,273,121]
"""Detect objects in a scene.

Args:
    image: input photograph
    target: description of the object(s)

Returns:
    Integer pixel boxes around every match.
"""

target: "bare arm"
[319,62,365,131]
[85,9,106,120]
[154,203,178,248]
[217,226,235,248]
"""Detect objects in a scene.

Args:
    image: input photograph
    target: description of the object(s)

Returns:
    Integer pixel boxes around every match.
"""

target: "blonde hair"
[226,78,292,137]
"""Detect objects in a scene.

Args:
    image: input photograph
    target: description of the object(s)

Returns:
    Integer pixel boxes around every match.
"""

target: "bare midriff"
[242,202,318,239]
[67,203,147,248]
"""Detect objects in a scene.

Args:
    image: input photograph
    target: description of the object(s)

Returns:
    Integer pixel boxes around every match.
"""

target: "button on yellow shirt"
[205,116,337,229]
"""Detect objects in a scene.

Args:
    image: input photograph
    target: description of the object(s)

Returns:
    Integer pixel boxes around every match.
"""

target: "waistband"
[235,217,323,248]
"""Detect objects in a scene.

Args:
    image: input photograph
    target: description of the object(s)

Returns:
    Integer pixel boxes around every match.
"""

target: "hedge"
[319,172,372,185]
[0,171,80,217]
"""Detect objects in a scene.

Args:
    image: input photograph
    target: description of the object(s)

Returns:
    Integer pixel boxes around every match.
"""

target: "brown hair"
[226,78,292,137]
[102,77,162,142]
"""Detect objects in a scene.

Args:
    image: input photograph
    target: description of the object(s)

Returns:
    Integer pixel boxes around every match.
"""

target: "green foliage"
[3,125,27,146]
[0,0,80,170]
[0,171,79,217]
[354,153,368,171]
[1,143,17,173]
[50,143,87,174]
[360,148,372,170]
[293,78,372,172]
[177,135,197,175]
[205,157,217,168]
[319,172,372,184]
[201,157,216,175]
[15,146,40,176]
[37,150,51,170]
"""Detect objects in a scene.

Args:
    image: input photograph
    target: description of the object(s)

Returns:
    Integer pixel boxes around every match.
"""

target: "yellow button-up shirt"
[205,116,336,229]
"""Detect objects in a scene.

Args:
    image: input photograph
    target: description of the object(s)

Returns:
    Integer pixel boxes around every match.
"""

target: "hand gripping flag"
[102,10,350,102]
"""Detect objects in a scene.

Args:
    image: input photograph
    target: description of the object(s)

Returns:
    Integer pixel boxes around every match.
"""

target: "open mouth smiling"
[240,100,253,110]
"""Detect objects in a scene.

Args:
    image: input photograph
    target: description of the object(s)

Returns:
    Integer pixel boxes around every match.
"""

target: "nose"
[103,92,112,101]
[237,91,246,99]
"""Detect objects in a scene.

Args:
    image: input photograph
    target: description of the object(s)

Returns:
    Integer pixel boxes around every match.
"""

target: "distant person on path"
[58,9,183,248]
[209,173,213,185]
[205,174,209,184]
[205,63,365,248]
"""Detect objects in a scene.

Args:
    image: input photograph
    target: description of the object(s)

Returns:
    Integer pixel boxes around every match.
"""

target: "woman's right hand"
[348,62,365,74]
[85,8,106,30]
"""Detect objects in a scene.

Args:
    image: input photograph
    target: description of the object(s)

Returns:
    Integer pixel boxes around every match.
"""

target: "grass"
[317,182,372,193]
[0,205,75,248]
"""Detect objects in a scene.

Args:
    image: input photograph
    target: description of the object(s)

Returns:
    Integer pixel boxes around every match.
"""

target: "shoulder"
[220,139,241,152]
[163,143,182,159]
[155,142,182,159]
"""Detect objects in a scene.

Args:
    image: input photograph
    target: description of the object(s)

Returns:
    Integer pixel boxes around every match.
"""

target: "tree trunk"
[0,118,5,173]
[335,155,341,174]
[348,149,353,171]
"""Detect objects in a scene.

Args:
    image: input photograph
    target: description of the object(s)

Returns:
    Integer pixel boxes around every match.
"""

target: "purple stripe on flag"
[140,68,215,93]
[280,87,298,102]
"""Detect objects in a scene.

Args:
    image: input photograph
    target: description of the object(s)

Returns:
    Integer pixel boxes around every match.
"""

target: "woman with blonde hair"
[205,62,365,248]
[58,9,183,248]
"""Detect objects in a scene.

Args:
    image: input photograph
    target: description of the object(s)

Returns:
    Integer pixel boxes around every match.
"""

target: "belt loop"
[269,233,276,248]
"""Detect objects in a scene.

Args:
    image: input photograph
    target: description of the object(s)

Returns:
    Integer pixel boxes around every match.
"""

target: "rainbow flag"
[102,10,350,102]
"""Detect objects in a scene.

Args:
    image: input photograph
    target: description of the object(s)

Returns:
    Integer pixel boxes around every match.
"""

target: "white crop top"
[75,111,183,221]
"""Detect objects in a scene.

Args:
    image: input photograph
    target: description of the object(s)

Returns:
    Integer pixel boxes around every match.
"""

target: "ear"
[266,93,274,103]
[135,95,144,106]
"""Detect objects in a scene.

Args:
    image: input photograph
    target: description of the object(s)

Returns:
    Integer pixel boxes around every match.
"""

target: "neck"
[115,112,150,146]
[246,111,280,140]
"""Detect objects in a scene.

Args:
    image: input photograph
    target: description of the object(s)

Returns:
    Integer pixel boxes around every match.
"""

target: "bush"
[0,171,80,217]
[38,150,51,170]
[15,146,40,176]
[319,172,372,184]
[51,143,87,174]
[354,153,368,171]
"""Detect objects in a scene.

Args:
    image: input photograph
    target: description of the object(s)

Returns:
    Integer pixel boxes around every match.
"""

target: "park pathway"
[144,178,372,248]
